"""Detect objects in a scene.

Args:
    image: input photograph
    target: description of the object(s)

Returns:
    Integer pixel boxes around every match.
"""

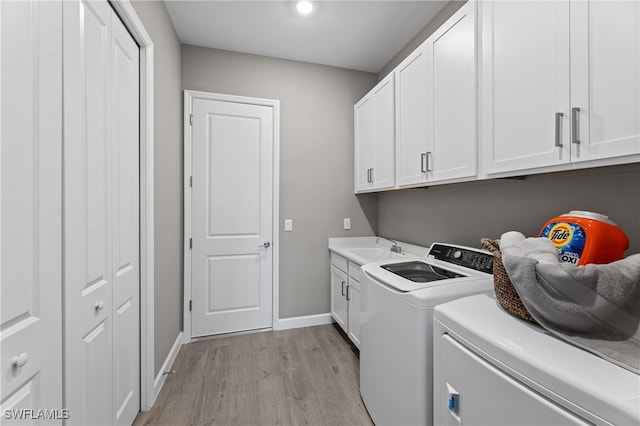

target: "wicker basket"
[481,238,538,324]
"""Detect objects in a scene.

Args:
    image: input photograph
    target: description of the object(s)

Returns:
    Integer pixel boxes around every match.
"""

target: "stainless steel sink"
[381,261,465,282]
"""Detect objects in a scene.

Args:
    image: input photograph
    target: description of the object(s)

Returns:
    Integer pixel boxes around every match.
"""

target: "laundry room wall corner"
[130,0,183,381]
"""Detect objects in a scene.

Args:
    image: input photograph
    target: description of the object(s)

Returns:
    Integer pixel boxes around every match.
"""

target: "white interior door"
[111,11,140,426]
[64,0,114,423]
[64,0,140,424]
[191,96,274,337]
[1,0,63,417]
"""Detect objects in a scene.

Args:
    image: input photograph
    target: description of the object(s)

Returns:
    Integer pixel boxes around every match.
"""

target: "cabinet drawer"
[330,252,348,273]
[349,262,362,283]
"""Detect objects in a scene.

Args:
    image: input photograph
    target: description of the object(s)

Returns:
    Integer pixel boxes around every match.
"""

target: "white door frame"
[108,0,155,411]
[183,90,280,343]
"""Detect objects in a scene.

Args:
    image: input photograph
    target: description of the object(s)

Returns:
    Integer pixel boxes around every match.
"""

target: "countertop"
[328,236,429,265]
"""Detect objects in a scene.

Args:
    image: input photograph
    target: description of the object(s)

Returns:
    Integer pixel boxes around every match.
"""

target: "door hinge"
[189,238,192,249]
[189,300,192,311]
[189,114,193,125]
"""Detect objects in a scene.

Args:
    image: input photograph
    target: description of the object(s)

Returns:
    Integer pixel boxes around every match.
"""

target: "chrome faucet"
[377,236,402,254]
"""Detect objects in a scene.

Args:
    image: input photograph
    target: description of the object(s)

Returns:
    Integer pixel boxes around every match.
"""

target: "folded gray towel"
[502,253,640,374]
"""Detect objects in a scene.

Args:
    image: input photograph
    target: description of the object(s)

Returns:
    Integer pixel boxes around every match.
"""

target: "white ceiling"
[164,0,448,73]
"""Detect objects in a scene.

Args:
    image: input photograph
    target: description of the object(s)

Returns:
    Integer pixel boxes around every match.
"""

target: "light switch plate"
[343,218,351,230]
[284,219,293,232]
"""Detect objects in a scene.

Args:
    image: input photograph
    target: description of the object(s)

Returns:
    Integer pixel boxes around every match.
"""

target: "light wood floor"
[133,324,373,426]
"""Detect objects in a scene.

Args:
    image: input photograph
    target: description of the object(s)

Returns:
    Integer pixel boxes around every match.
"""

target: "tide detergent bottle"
[539,210,629,266]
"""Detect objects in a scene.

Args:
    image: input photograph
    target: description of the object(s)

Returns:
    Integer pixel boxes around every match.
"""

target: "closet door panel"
[1,0,63,416]
[111,13,140,426]
[63,0,114,424]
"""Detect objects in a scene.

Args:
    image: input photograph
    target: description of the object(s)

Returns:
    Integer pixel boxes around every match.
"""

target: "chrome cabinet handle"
[571,107,580,145]
[346,285,351,301]
[341,281,345,296]
[421,153,426,173]
[11,353,28,368]
[555,112,564,147]
[426,152,432,173]
[258,242,271,248]
[369,168,374,183]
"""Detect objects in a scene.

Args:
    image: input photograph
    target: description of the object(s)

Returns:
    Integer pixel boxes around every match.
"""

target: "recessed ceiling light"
[296,1,313,15]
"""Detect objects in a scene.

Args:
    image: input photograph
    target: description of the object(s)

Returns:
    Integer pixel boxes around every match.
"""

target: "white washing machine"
[433,293,640,426]
[360,243,494,426]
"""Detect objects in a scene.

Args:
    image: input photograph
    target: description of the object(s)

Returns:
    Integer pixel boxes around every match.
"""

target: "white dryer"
[433,293,640,426]
[360,243,494,426]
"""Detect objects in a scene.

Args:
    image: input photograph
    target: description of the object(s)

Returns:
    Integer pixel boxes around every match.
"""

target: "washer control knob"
[453,250,462,259]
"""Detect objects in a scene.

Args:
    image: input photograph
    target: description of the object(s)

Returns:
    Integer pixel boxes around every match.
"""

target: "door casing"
[183,90,281,342]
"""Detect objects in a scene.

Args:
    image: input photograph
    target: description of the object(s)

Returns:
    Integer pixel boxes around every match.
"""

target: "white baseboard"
[152,331,183,404]
[277,313,334,330]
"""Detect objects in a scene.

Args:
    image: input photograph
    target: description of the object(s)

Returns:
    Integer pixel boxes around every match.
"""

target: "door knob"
[11,353,28,368]
[258,242,271,248]
[94,301,105,311]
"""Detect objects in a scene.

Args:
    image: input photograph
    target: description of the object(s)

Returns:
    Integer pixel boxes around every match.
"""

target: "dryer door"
[435,334,590,426]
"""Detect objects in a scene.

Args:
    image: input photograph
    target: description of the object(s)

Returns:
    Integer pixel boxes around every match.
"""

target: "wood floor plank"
[256,375,294,425]
[138,324,372,425]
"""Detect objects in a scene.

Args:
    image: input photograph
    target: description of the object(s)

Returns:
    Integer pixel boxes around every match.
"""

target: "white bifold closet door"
[63,0,140,425]
[1,0,63,417]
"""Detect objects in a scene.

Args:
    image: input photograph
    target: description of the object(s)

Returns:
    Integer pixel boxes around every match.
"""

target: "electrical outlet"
[284,219,293,232]
[344,218,351,230]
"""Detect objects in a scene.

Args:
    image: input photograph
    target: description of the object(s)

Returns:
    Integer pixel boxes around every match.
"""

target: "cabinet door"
[481,0,571,174]
[1,0,63,416]
[354,75,395,193]
[570,1,640,162]
[347,280,361,349]
[372,75,396,190]
[354,96,375,192]
[427,1,477,183]
[330,266,348,332]
[396,44,429,187]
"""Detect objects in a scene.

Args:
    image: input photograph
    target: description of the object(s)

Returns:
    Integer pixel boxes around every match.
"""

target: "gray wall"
[130,0,183,376]
[378,165,640,256]
[181,45,378,318]
[378,0,466,79]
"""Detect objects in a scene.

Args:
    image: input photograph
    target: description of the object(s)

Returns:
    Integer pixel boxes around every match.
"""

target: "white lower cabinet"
[330,264,349,331]
[346,278,361,348]
[329,253,362,348]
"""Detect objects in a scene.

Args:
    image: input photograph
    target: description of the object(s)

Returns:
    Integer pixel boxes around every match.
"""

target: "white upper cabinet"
[363,1,478,191]
[570,1,640,163]
[354,74,395,192]
[481,0,571,174]
[395,43,429,187]
[482,0,639,176]
[355,0,639,192]
[426,0,477,183]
